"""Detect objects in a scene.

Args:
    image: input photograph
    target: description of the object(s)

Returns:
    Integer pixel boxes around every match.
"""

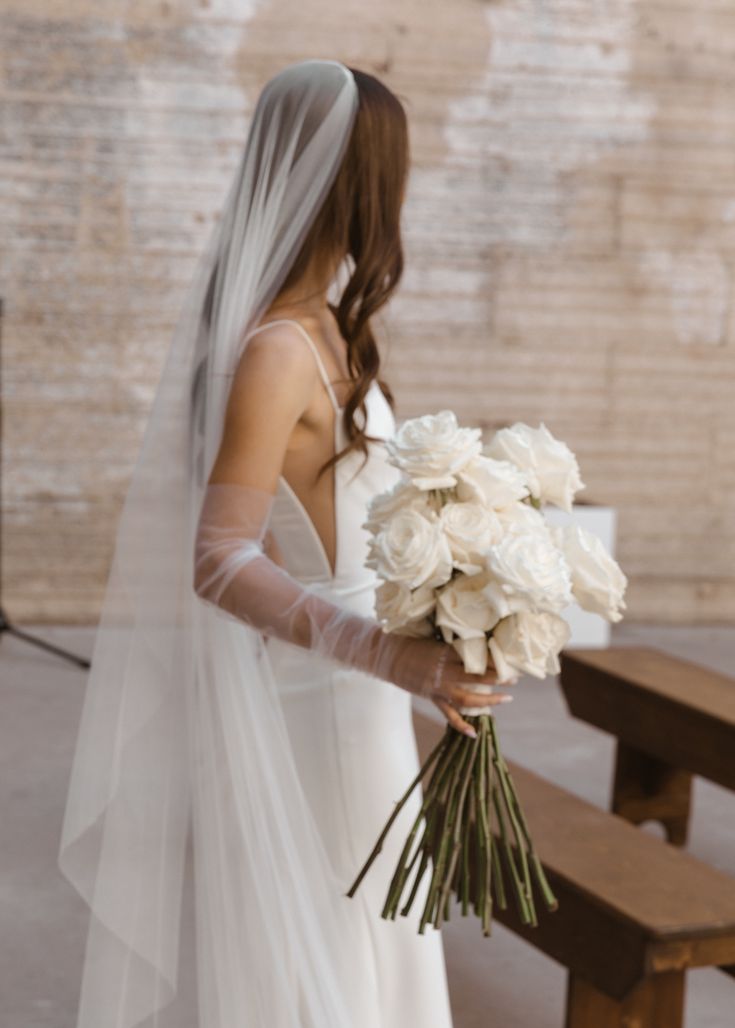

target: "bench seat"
[413,710,735,1027]
[559,646,735,845]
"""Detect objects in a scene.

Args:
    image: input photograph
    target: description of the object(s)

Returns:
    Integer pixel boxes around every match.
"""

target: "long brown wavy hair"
[276,66,410,480]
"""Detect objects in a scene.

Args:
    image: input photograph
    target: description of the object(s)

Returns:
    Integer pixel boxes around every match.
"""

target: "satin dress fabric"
[246,319,454,1028]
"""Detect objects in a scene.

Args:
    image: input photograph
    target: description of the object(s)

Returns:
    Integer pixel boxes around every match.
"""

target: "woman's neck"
[265,251,341,319]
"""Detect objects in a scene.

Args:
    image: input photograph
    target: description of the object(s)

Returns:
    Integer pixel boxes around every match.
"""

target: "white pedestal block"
[543,505,618,649]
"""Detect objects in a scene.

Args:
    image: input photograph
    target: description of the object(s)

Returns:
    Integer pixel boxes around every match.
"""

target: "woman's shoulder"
[232,321,320,410]
[241,319,320,371]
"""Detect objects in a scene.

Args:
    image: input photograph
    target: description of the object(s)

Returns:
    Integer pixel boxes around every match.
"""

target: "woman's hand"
[374,634,517,738]
[430,646,516,737]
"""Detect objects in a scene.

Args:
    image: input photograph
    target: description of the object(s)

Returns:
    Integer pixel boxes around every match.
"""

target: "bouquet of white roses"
[346,411,627,936]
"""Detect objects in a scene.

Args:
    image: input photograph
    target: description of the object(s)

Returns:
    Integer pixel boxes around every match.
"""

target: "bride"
[58,58,511,1028]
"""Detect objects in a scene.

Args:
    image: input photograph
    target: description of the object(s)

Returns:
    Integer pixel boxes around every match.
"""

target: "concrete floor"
[1,621,733,1027]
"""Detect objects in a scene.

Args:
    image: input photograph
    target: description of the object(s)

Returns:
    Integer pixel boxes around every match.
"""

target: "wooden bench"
[559,646,735,847]
[412,710,735,1028]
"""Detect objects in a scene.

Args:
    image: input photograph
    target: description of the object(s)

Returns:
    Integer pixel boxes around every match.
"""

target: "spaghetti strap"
[243,318,341,412]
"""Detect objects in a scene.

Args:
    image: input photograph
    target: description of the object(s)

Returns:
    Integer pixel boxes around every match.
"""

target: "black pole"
[0,296,91,670]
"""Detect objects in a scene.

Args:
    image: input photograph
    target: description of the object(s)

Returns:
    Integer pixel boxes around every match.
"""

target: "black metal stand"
[0,298,91,670]
[0,606,91,669]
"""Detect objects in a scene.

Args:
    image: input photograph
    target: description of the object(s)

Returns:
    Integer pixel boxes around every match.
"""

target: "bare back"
[209,307,356,578]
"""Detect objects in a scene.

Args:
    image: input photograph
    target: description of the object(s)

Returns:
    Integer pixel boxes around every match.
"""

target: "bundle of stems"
[346,713,558,936]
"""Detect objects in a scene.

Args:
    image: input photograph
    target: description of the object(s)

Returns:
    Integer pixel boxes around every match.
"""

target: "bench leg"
[565,970,685,1028]
[611,741,692,846]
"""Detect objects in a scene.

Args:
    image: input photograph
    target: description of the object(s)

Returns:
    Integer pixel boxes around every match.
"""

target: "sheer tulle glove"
[193,483,512,721]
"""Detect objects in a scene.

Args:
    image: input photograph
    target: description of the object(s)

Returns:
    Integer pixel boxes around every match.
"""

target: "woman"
[59,59,511,1028]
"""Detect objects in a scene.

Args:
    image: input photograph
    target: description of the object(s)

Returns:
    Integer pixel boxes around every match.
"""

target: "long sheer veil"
[58,59,374,1028]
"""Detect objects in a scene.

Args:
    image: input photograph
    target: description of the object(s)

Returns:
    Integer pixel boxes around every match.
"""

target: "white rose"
[363,476,436,535]
[495,499,548,535]
[549,523,627,622]
[489,610,571,679]
[453,640,519,712]
[485,421,585,513]
[366,508,453,590]
[485,523,573,614]
[435,573,501,674]
[385,410,482,490]
[439,502,503,575]
[375,580,436,633]
[455,455,530,509]
[479,577,518,623]
[452,637,491,676]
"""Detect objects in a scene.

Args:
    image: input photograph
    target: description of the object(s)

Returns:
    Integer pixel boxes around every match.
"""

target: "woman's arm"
[193,324,512,732]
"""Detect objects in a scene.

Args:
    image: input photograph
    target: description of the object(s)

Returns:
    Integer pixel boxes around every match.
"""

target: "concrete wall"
[2,1,734,623]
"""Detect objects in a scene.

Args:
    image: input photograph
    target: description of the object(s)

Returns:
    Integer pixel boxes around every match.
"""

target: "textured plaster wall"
[2,1,734,623]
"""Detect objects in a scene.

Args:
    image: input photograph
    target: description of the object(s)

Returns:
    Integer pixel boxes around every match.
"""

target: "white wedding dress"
[249,318,455,1028]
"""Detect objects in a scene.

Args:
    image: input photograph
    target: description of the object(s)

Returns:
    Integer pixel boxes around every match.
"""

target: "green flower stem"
[483,724,497,927]
[499,776,537,926]
[470,771,482,918]
[419,739,466,932]
[435,736,478,928]
[382,730,464,918]
[474,717,494,935]
[489,795,506,911]
[499,762,558,912]
[529,851,559,913]
[492,784,533,925]
[396,734,465,919]
[383,745,454,920]
[492,747,537,926]
[346,733,445,899]
[400,809,440,918]
[487,718,558,914]
[427,730,466,801]
[382,815,426,919]
[399,832,432,917]
[460,777,474,916]
[487,715,544,925]
[488,719,534,907]
[401,819,427,880]
[348,708,559,937]
[423,735,471,929]
[382,800,434,919]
